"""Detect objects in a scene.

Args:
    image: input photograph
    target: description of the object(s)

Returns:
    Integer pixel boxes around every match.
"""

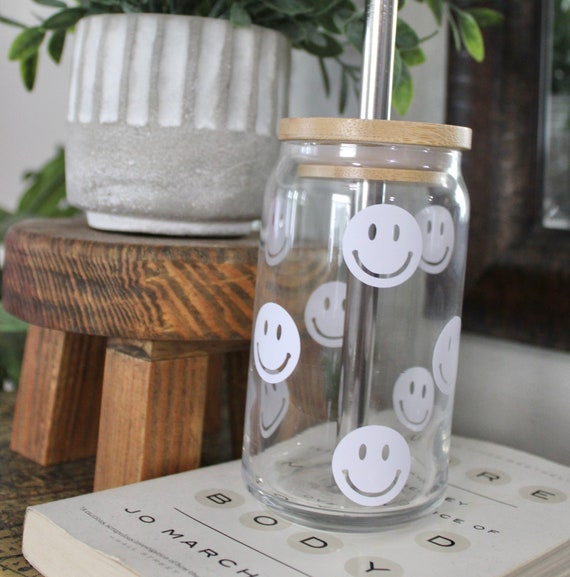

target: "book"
[22,436,570,577]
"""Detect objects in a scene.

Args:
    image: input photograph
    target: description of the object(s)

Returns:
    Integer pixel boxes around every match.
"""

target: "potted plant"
[0,1,501,236]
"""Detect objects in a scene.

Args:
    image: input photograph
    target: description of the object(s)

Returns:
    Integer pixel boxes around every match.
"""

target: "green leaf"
[0,304,28,333]
[425,0,444,26]
[229,3,252,27]
[392,60,413,116]
[42,7,88,30]
[0,15,27,29]
[467,7,504,29]
[33,0,68,7]
[48,29,66,63]
[8,27,45,61]
[20,52,39,91]
[448,11,462,52]
[301,32,343,58]
[344,11,364,52]
[17,148,68,216]
[457,9,484,62]
[396,17,420,51]
[318,57,331,97]
[339,67,349,113]
[392,48,402,91]
[400,45,426,67]
[263,0,313,17]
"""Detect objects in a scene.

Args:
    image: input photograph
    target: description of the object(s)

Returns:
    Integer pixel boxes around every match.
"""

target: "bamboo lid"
[279,117,472,150]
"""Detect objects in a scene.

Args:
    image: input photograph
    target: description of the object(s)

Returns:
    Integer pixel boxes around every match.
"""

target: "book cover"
[23,437,570,577]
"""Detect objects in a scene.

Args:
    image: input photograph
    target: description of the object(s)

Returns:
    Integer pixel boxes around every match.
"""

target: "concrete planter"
[65,14,290,236]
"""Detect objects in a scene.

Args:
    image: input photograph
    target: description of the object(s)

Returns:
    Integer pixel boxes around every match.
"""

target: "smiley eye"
[276,324,282,340]
[359,443,367,460]
[382,444,390,461]
[422,384,427,398]
[427,219,433,234]
[393,224,400,242]
[272,383,277,392]
[324,297,331,311]
[368,223,377,240]
[409,380,415,395]
[440,222,445,235]
[264,320,268,335]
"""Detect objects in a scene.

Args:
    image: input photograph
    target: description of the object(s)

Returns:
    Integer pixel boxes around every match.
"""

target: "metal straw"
[338,0,398,439]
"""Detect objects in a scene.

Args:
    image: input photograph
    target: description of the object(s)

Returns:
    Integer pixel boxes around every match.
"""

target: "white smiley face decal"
[432,316,462,395]
[415,206,455,274]
[253,302,301,384]
[332,425,411,507]
[259,380,290,438]
[264,194,295,266]
[393,367,435,432]
[342,204,422,288]
[304,281,347,348]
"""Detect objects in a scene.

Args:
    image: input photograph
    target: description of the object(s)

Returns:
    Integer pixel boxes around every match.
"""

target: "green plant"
[1,0,501,115]
[0,147,78,388]
[0,147,76,241]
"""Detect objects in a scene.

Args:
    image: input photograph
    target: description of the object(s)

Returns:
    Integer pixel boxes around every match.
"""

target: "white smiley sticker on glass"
[264,194,295,266]
[304,281,347,348]
[342,204,422,288]
[432,316,462,395]
[393,367,435,432]
[415,206,455,274]
[259,380,290,438]
[254,302,301,384]
[332,425,411,507]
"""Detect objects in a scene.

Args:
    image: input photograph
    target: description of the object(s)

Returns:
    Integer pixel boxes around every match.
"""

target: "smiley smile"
[399,401,429,426]
[260,398,287,432]
[422,246,450,267]
[311,318,343,342]
[256,343,292,376]
[266,237,287,259]
[352,250,413,279]
[342,469,402,498]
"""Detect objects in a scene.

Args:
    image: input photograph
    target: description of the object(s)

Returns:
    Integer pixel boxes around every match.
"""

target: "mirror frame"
[446,0,570,352]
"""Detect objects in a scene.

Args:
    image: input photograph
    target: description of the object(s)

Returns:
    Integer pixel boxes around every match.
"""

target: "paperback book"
[22,436,570,577]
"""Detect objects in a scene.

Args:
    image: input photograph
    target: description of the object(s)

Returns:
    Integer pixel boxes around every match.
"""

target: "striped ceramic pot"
[65,14,290,236]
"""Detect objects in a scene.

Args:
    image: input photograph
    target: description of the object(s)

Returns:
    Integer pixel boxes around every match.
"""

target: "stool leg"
[10,325,106,464]
[94,340,208,491]
[226,349,250,459]
[203,354,223,435]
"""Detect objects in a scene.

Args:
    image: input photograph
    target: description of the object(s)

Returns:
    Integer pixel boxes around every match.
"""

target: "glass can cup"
[242,117,472,531]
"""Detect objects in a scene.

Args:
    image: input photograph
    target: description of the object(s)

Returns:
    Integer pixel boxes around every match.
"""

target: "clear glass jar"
[242,118,472,531]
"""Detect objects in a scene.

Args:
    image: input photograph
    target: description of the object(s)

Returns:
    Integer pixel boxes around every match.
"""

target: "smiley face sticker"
[264,194,295,266]
[342,204,423,288]
[332,425,411,507]
[415,206,455,274]
[432,316,462,395]
[259,380,290,438]
[254,302,301,384]
[393,367,435,432]
[304,281,347,348]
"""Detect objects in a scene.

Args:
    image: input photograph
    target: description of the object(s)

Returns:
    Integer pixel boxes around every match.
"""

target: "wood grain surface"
[2,218,259,341]
[10,326,106,465]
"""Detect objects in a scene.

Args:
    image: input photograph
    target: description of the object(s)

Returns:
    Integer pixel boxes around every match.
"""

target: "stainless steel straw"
[338,0,399,438]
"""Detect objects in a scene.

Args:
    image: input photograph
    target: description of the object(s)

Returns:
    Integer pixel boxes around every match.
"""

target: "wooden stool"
[2,218,258,490]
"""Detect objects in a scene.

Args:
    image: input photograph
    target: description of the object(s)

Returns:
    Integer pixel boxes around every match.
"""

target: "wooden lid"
[279,117,472,150]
